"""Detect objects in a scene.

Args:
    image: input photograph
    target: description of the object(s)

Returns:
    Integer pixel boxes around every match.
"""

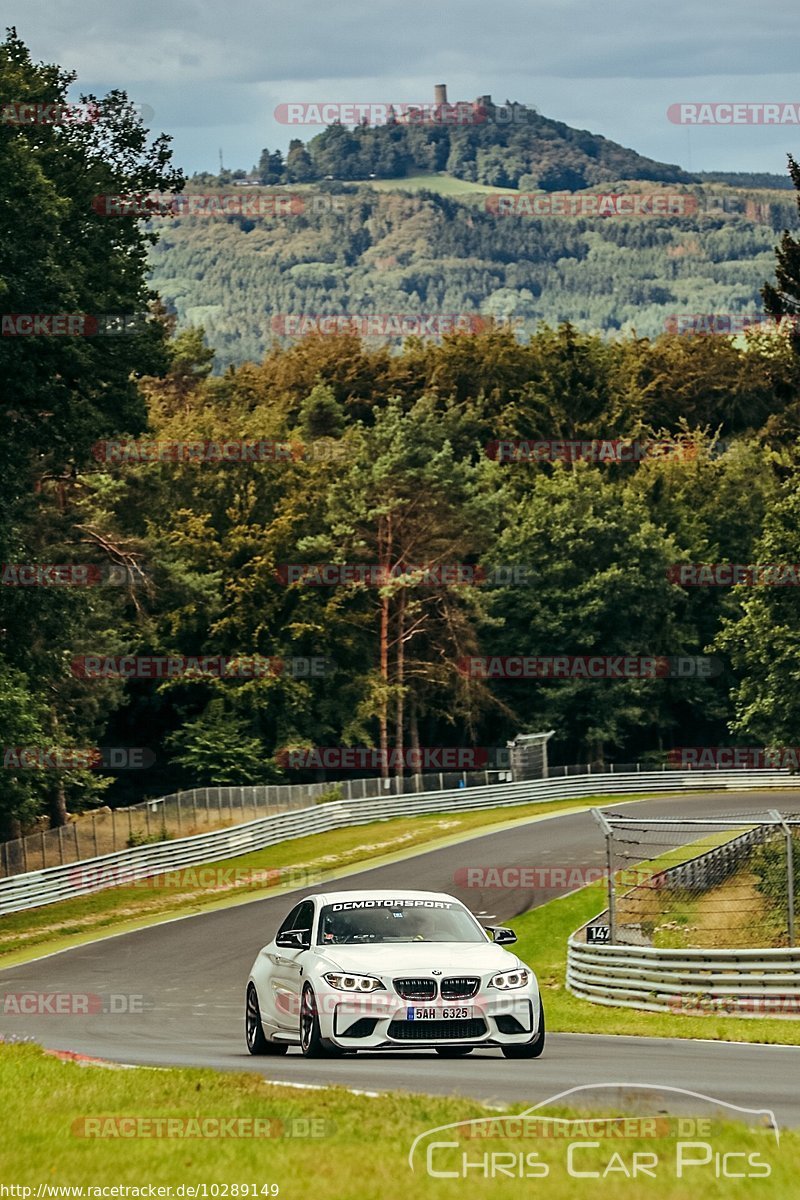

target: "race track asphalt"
[2,790,799,1125]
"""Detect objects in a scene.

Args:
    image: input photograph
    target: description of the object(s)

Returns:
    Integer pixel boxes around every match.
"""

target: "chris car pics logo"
[409,1084,779,1181]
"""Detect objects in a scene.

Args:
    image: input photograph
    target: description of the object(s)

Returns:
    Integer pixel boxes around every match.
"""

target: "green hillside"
[147,181,796,370]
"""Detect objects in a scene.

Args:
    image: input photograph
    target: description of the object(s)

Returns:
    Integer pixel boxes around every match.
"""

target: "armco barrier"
[0,769,797,916]
[567,940,800,1015]
[568,818,800,1015]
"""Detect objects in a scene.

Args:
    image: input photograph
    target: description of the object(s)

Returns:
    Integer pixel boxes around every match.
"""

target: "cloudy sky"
[10,0,800,176]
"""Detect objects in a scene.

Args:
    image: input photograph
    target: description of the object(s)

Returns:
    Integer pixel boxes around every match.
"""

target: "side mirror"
[490,926,517,945]
[276,930,309,950]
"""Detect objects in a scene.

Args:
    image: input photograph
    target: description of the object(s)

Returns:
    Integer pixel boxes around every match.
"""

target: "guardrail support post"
[771,810,795,946]
[592,808,616,943]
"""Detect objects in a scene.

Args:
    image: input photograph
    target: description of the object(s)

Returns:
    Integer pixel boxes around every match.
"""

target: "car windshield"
[317,899,487,944]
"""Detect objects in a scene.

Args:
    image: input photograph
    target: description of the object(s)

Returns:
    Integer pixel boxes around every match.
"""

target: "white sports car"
[245,888,544,1058]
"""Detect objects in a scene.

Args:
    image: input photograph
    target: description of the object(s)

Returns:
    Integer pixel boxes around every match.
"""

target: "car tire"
[246,983,288,1056]
[501,1000,545,1059]
[435,1046,474,1057]
[300,985,341,1058]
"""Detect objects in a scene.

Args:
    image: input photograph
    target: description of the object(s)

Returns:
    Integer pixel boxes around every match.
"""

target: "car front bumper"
[318,987,541,1050]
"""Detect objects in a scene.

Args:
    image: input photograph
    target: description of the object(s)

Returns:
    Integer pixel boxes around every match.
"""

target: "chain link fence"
[589,811,799,949]
[0,766,522,879]
[0,755,787,881]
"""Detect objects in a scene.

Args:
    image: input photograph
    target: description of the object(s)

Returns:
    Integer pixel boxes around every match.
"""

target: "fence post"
[93,814,99,858]
[21,835,28,874]
[112,806,116,851]
[40,829,46,869]
[73,823,80,862]
[145,801,151,839]
[771,810,795,947]
[58,825,65,865]
[592,809,616,944]
[192,790,198,828]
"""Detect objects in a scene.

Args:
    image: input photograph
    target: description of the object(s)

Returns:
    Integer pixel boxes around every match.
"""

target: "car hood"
[318,941,521,975]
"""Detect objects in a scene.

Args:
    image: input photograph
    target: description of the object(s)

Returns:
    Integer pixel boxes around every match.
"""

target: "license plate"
[406,1006,472,1021]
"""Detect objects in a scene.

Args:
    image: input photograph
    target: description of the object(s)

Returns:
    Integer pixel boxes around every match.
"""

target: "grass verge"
[0,1042,794,1197]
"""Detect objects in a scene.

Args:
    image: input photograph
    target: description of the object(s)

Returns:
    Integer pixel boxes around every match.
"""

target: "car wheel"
[300,985,341,1057]
[435,1046,474,1057]
[246,983,288,1056]
[501,1000,545,1059]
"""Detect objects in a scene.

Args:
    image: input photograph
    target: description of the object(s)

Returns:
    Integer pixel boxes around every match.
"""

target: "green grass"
[0,796,614,965]
[354,172,519,196]
[0,1043,794,1197]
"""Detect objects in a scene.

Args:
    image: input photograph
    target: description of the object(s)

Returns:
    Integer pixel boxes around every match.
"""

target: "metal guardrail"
[0,768,797,916]
[0,759,763,878]
[655,825,773,893]
[568,817,800,1015]
[0,769,512,877]
[567,940,800,1015]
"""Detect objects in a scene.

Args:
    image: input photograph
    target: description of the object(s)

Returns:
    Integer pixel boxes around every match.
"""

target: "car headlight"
[323,973,385,993]
[488,968,530,991]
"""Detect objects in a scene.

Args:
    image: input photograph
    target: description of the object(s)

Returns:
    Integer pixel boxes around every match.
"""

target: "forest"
[4,31,800,835]
[146,182,797,368]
